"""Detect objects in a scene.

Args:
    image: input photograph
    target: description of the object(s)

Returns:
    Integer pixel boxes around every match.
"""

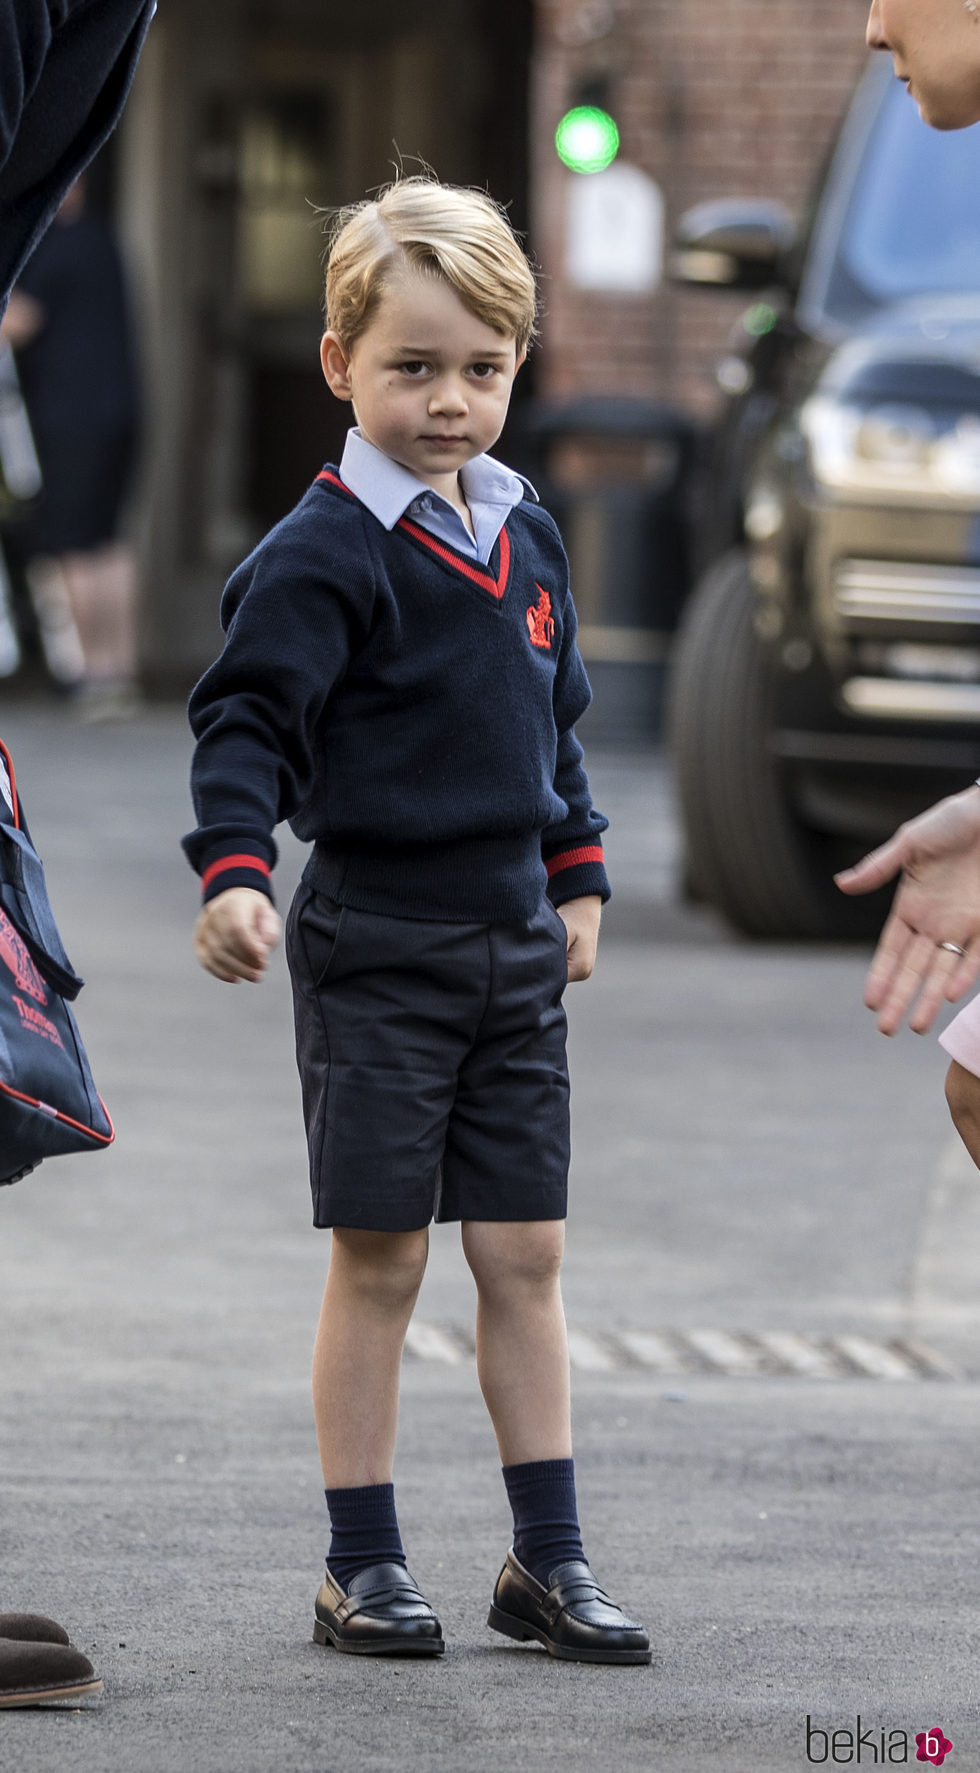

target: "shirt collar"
[338,428,531,531]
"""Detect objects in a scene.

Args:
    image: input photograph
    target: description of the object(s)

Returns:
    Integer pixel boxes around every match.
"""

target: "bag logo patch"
[0,908,47,1004]
[526,584,555,650]
[12,993,64,1050]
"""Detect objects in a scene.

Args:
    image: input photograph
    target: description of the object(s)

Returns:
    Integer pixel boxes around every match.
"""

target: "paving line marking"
[618,1330,689,1372]
[834,1335,917,1382]
[683,1328,770,1377]
[753,1331,843,1380]
[401,1323,961,1380]
[565,1328,618,1372]
[895,1338,963,1381]
[403,1322,467,1365]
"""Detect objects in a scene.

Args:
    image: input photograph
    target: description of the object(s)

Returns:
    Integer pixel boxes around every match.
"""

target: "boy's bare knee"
[516,1222,565,1286]
[463,1219,565,1297]
[331,1226,429,1310]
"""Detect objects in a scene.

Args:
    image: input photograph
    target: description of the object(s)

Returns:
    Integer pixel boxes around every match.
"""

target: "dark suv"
[669,56,980,937]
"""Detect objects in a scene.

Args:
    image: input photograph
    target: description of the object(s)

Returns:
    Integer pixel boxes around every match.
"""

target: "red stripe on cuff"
[201,854,272,892]
[544,845,605,878]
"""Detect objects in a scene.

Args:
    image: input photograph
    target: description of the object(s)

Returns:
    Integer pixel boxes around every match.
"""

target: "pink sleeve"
[939,992,980,1078]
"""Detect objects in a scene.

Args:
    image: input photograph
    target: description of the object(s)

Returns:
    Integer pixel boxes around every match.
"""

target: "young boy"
[183,177,651,1666]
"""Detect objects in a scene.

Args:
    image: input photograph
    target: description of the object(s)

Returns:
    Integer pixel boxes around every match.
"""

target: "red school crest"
[526,584,555,650]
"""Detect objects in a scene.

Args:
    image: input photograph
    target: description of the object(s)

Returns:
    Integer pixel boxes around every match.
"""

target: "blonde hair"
[324,177,538,355]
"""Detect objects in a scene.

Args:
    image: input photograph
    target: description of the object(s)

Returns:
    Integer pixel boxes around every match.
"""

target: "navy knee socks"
[502,1457,586,1586]
[325,1483,405,1589]
[325,1461,585,1592]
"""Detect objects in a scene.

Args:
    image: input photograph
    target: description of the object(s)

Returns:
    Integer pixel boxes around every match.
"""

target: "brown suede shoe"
[0,1614,71,1645]
[0,1617,101,1706]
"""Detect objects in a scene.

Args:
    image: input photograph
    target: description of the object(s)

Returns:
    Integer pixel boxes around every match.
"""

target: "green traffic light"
[743,303,778,338]
[555,105,620,175]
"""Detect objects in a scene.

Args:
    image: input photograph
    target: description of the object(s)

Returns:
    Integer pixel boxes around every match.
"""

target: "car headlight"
[800,396,980,501]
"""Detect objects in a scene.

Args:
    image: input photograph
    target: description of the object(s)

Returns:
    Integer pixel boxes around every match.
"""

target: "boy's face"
[321,267,524,502]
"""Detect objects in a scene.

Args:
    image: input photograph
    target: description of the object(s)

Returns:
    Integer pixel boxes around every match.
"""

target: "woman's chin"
[913,85,980,130]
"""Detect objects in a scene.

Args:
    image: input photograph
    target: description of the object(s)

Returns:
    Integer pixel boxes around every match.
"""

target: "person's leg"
[285,896,467,1653]
[461,1218,570,1465]
[61,543,138,687]
[462,1216,582,1573]
[313,1224,429,1488]
[24,554,85,684]
[310,1223,444,1654]
[463,1217,650,1664]
[945,1060,980,1167]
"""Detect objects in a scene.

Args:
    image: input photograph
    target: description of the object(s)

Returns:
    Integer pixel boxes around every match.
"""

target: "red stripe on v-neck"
[316,469,512,600]
[316,469,352,495]
[398,518,511,600]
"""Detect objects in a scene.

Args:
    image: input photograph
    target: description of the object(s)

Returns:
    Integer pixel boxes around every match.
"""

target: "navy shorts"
[285,885,571,1231]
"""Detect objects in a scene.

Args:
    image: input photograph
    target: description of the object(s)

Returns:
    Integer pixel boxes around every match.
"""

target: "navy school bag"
[0,738,113,1184]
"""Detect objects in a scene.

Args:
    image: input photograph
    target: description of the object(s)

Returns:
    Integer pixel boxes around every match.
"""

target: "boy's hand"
[194,887,282,983]
[556,894,602,981]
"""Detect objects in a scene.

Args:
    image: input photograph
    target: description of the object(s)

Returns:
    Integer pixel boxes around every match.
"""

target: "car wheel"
[668,550,889,939]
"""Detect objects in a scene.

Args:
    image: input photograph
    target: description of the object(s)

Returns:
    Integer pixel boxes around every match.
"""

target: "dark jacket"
[0,0,155,307]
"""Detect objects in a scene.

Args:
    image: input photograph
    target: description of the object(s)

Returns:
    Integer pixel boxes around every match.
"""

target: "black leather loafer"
[488,1550,652,1665]
[313,1562,445,1657]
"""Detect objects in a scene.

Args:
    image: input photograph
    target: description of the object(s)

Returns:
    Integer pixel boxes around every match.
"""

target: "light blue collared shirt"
[338,428,533,566]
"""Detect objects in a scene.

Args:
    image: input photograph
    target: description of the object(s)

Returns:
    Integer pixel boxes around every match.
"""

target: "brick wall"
[530,0,870,416]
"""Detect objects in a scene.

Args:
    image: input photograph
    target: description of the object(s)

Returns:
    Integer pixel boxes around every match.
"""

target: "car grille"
[833,559,980,627]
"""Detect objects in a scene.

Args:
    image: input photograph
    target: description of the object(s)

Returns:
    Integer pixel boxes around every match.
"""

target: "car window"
[824,82,980,321]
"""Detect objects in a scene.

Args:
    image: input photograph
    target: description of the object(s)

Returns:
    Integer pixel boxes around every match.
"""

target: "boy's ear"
[512,347,527,380]
[321,331,354,402]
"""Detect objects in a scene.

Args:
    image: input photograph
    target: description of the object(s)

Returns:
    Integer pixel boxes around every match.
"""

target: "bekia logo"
[916,1733,954,1767]
[805,1717,953,1764]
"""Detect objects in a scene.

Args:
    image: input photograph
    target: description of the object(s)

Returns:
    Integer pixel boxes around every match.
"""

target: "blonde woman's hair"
[324,177,538,354]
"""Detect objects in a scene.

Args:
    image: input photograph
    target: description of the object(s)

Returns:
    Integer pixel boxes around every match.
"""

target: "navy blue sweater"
[183,468,610,924]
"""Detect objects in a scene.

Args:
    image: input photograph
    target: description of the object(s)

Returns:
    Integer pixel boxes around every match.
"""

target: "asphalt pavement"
[1,701,979,1773]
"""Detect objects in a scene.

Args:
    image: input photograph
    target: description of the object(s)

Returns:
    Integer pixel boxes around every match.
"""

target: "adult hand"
[193,887,282,983]
[556,894,602,982]
[835,786,980,1034]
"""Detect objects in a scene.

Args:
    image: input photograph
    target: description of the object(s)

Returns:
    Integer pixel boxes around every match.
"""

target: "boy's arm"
[183,519,374,927]
[541,569,611,913]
